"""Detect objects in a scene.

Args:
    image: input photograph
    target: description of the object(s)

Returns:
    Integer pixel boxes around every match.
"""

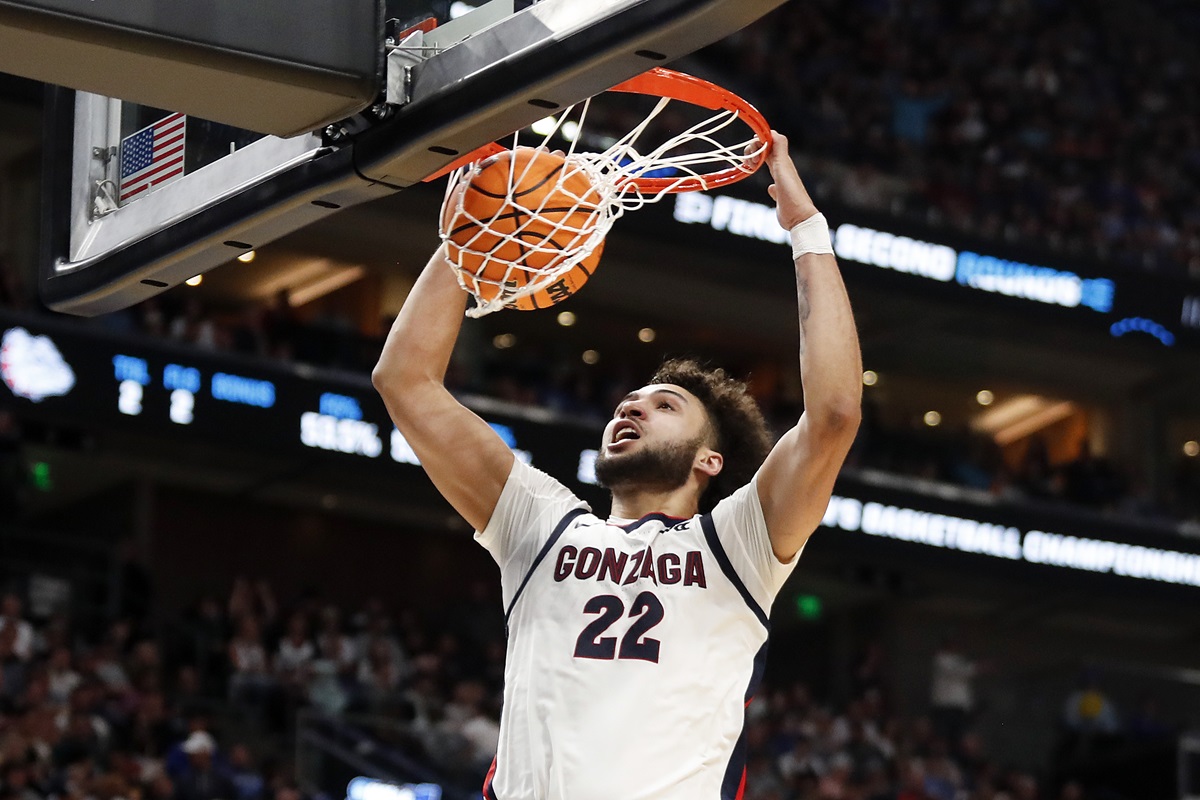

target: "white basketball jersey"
[475,460,800,800]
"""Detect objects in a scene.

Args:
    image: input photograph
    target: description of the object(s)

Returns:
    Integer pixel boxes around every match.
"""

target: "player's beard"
[594,433,705,494]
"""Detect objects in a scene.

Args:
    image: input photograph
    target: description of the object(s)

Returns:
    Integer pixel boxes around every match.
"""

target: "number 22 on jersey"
[573,591,664,662]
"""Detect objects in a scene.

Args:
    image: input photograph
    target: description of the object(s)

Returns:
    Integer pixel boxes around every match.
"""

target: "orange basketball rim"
[425,67,773,193]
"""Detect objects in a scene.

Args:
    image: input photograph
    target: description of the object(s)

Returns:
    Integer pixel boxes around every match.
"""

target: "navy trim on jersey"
[700,513,769,629]
[614,512,689,533]
[721,641,769,800]
[504,507,588,628]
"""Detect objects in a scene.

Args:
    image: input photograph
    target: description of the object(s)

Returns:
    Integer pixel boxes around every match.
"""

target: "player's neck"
[609,484,698,522]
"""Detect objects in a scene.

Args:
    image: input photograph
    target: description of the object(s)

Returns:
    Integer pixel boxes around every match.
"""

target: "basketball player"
[373,132,862,799]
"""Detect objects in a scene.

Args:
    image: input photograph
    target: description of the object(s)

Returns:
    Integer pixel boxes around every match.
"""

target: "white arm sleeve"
[710,475,803,612]
[475,459,590,603]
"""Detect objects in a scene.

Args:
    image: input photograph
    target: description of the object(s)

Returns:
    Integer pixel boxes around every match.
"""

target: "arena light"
[923,410,941,427]
[972,394,1077,444]
[493,333,516,349]
[185,275,203,287]
[557,311,576,327]
[581,349,599,364]
[237,250,256,263]
[638,327,656,343]
[531,116,558,136]
[287,266,365,307]
[976,389,994,406]
[993,401,1076,446]
[862,370,878,386]
[246,256,364,306]
[1186,441,1200,458]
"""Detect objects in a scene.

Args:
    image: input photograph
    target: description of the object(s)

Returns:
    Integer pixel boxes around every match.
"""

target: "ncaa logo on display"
[0,327,76,402]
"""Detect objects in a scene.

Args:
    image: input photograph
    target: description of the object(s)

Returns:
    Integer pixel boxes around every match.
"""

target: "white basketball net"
[441,94,767,317]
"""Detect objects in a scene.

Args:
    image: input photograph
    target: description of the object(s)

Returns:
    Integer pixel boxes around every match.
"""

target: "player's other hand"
[764,131,820,230]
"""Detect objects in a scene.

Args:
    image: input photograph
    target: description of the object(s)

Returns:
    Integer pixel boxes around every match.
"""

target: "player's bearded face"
[594,432,706,492]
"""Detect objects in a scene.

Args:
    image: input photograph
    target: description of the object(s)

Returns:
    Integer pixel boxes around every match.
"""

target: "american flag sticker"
[119,113,186,204]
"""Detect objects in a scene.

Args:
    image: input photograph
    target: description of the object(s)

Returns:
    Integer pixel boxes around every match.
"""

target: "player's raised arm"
[371,242,514,532]
[755,132,863,560]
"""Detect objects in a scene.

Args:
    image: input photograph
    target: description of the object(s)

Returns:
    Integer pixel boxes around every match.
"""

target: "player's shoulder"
[508,458,589,505]
[708,478,763,519]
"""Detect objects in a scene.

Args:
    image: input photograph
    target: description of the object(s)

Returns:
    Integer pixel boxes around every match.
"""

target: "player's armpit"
[754,411,859,561]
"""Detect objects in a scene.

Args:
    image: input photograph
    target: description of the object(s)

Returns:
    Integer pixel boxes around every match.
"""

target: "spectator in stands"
[843,718,888,784]
[778,735,825,784]
[274,612,315,691]
[45,647,80,705]
[145,773,176,800]
[90,637,131,693]
[226,616,272,711]
[228,578,277,629]
[0,593,34,670]
[226,743,265,800]
[441,679,500,782]
[230,306,270,359]
[922,739,964,800]
[173,731,235,800]
[305,659,347,717]
[352,607,405,684]
[356,638,403,712]
[181,596,228,697]
[895,758,931,800]
[137,298,169,338]
[1062,441,1122,509]
[124,689,176,762]
[1,763,43,800]
[314,607,356,682]
[53,704,106,767]
[168,297,220,351]
[929,635,981,746]
[816,751,853,799]
[852,641,888,699]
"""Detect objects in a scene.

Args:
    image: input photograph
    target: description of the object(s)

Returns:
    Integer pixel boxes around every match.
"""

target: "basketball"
[443,147,605,311]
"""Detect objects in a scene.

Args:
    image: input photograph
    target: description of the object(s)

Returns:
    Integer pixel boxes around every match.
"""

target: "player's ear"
[695,448,723,479]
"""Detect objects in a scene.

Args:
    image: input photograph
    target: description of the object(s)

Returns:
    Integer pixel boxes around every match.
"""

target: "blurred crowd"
[0,588,300,800]
[701,0,1200,279]
[0,570,1177,800]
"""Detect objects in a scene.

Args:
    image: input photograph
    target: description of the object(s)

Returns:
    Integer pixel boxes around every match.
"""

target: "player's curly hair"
[649,358,773,512]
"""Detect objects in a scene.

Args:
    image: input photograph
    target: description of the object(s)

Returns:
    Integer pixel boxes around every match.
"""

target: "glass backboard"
[39,0,789,316]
